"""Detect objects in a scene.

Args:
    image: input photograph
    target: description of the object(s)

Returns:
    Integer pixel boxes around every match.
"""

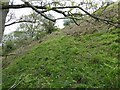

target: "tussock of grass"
[2,28,119,88]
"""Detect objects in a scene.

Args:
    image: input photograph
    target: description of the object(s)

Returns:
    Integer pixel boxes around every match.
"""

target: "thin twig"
[8,75,24,90]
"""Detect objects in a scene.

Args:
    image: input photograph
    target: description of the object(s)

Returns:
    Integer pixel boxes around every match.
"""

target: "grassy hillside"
[2,27,119,88]
[2,2,120,89]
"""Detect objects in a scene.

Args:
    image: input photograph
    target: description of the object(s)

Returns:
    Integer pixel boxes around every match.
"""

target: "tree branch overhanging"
[5,20,36,27]
[21,1,56,22]
[2,2,119,27]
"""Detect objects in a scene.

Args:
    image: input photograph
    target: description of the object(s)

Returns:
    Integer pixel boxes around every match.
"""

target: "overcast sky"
[4,0,118,34]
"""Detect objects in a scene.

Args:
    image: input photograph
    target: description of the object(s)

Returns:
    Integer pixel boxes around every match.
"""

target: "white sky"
[4,0,118,34]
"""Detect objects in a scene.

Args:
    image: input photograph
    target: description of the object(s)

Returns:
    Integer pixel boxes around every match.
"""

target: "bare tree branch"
[1,2,119,27]
[21,1,56,22]
[5,20,36,27]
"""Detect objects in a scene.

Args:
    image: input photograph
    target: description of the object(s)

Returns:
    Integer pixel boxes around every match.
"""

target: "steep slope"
[3,27,119,88]
[2,2,119,89]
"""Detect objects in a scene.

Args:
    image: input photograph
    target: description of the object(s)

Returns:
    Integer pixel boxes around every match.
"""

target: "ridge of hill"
[2,2,120,88]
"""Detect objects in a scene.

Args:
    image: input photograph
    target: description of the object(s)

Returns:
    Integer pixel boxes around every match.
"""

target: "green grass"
[2,28,119,88]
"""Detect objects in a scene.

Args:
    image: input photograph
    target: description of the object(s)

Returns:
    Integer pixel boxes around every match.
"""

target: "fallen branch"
[1,53,16,59]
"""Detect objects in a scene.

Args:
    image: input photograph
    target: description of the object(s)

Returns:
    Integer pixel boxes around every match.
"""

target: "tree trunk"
[0,2,9,43]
